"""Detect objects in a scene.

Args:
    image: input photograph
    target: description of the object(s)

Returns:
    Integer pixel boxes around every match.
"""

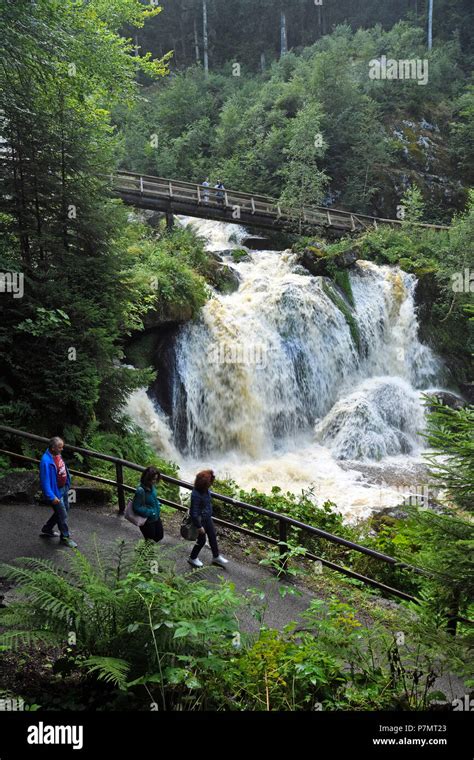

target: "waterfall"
[123,389,180,463]
[126,218,448,519]
[173,243,442,459]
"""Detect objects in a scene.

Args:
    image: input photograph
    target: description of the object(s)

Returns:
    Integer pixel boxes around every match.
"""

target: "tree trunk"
[428,0,433,50]
[280,11,288,58]
[260,51,266,72]
[194,17,200,64]
[202,0,209,77]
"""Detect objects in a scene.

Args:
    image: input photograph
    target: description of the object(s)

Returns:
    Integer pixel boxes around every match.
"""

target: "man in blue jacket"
[39,437,77,548]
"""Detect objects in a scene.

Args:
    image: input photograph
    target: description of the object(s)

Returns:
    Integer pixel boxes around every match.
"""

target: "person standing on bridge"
[132,466,164,542]
[188,469,229,568]
[39,437,77,548]
[215,181,225,206]
[202,177,210,204]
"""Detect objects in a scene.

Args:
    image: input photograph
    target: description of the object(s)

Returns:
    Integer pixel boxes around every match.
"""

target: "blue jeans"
[43,486,70,538]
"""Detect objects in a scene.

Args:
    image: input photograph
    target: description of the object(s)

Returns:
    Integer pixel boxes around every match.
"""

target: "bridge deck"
[113,171,449,234]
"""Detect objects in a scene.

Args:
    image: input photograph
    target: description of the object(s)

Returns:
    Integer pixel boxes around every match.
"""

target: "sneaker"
[40,528,59,537]
[212,555,229,567]
[60,537,78,549]
[187,557,203,568]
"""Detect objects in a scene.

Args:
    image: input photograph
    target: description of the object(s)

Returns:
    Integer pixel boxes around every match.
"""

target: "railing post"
[278,519,288,576]
[139,176,144,193]
[115,461,126,514]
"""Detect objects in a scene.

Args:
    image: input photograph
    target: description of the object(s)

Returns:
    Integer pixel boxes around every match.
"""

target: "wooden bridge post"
[166,212,174,229]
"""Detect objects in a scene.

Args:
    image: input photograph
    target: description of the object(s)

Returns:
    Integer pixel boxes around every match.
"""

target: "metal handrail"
[0,426,471,628]
[0,449,416,603]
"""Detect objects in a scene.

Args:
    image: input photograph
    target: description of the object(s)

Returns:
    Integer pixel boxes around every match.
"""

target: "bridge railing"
[113,171,450,232]
[0,424,470,631]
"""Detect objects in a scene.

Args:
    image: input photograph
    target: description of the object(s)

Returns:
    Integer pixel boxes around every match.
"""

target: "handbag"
[124,488,148,528]
[180,512,199,541]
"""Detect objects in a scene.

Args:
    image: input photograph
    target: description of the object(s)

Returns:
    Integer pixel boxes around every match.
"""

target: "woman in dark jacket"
[188,469,229,568]
[133,466,163,542]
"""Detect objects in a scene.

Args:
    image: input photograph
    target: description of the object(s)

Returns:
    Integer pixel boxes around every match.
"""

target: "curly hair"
[194,469,215,492]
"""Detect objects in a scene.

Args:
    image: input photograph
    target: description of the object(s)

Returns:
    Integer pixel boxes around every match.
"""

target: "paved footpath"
[0,501,316,633]
[0,501,467,702]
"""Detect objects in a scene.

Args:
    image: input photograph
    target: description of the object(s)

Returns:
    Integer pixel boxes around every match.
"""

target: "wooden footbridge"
[112,170,449,234]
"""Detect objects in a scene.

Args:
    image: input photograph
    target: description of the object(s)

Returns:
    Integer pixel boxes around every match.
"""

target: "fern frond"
[66,549,101,587]
[0,629,62,650]
[81,656,131,690]
[14,557,71,580]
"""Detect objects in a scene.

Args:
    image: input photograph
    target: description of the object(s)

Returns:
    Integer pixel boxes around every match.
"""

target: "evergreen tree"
[0,0,169,439]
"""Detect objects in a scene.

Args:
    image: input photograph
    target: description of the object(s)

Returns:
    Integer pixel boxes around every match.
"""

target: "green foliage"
[0,541,242,710]
[221,595,468,711]
[119,20,472,219]
[422,398,474,511]
[278,102,328,231]
[0,543,469,711]
[0,0,169,437]
[212,483,361,567]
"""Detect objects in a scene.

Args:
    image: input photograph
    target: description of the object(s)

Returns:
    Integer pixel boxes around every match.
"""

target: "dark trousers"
[190,515,219,559]
[43,486,70,538]
[140,518,164,542]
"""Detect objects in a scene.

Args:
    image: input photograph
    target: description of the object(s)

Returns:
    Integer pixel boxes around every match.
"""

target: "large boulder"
[0,471,40,503]
[204,252,241,293]
[425,390,466,410]
[460,382,474,404]
[214,264,241,294]
[297,246,358,277]
[241,235,272,250]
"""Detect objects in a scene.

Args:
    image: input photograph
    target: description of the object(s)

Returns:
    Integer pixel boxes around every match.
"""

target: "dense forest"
[0,0,472,720]
[133,0,474,71]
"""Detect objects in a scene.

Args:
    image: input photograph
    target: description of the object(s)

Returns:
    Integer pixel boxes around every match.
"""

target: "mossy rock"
[332,269,355,307]
[125,331,159,369]
[213,264,241,294]
[322,280,361,352]
[231,248,251,263]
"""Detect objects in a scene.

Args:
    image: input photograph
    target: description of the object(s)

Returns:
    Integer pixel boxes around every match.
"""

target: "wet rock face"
[425,391,466,410]
[379,118,466,220]
[0,472,39,503]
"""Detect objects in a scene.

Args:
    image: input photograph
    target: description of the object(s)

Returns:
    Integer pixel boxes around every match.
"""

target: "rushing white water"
[123,389,180,463]
[127,217,448,520]
[178,215,248,251]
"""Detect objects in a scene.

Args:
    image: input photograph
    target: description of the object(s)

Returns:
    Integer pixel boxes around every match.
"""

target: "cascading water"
[127,217,449,521]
